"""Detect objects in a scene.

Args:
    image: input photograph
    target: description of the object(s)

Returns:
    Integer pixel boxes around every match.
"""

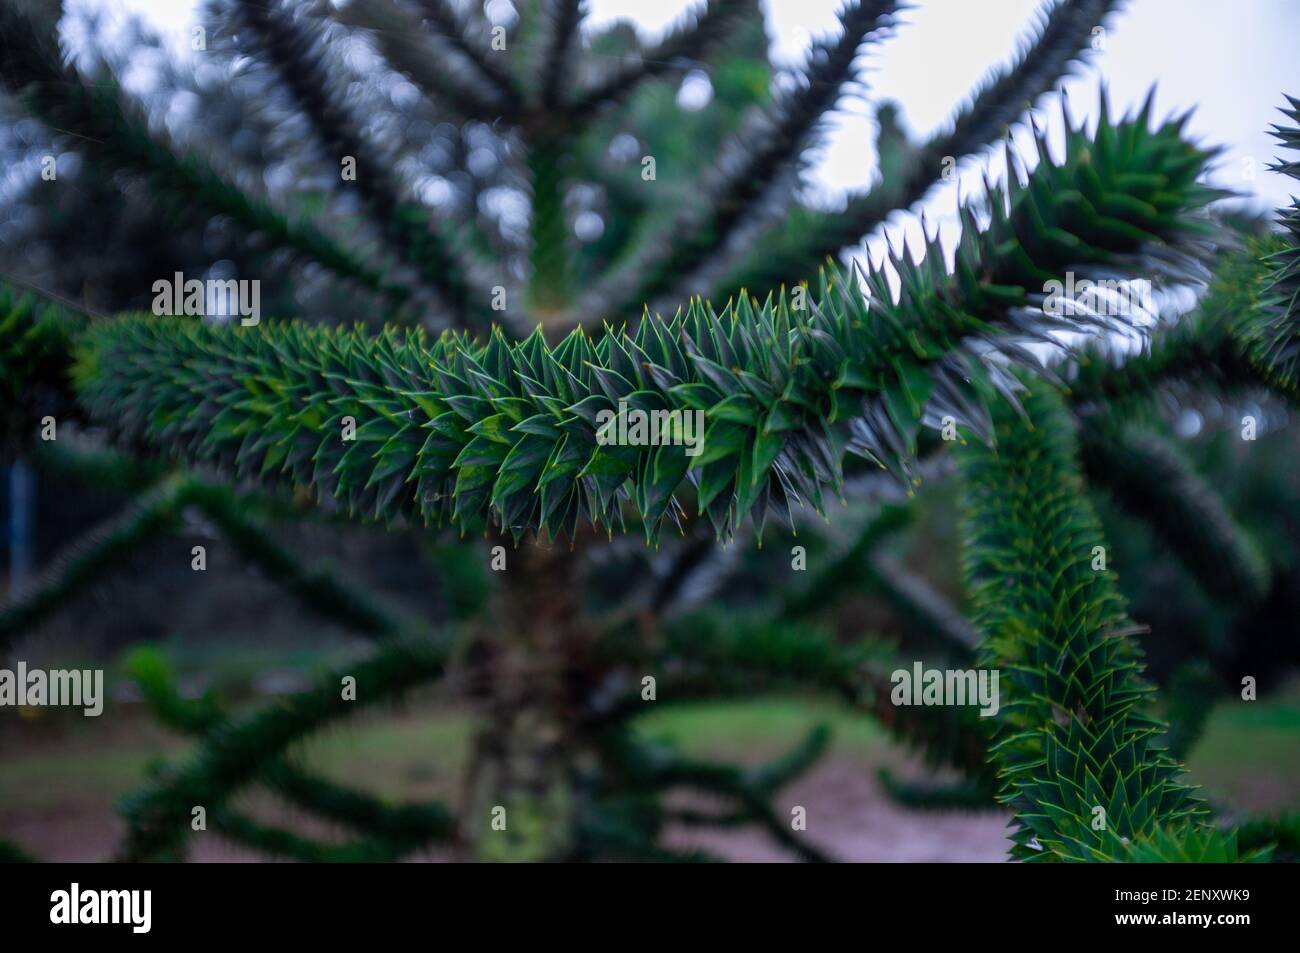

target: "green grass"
[636,696,889,760]
[1184,689,1300,811]
[293,708,477,802]
[0,723,189,812]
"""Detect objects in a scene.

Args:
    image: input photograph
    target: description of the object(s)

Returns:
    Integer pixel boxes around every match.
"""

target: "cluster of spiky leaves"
[0,282,84,451]
[958,383,1238,861]
[73,104,1221,545]
[1121,826,1269,863]
[1234,96,1300,395]
[713,0,1123,302]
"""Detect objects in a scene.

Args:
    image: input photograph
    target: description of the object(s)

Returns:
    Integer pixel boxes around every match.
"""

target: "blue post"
[8,458,34,591]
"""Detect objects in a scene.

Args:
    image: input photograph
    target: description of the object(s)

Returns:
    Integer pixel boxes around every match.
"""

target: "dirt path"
[664,756,1011,862]
[4,754,1011,862]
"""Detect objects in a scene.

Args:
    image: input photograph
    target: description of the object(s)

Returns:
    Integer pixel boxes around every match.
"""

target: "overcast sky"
[87,0,1300,261]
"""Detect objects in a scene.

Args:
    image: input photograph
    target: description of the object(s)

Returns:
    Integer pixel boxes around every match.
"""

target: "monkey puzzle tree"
[1,0,1298,861]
